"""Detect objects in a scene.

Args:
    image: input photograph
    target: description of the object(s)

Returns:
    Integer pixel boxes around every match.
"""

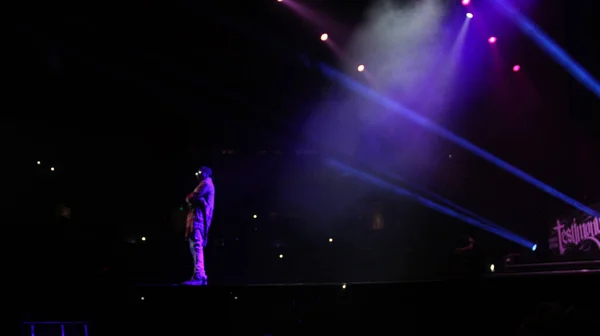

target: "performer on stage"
[183,166,215,286]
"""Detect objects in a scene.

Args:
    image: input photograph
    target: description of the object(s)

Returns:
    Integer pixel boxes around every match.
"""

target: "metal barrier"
[23,322,88,336]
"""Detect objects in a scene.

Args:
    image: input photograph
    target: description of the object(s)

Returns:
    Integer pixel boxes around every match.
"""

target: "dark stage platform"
[22,271,600,336]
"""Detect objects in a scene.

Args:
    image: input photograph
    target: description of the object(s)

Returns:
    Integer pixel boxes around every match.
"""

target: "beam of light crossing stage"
[326,159,536,249]
[372,166,506,232]
[318,63,600,218]
[492,0,600,98]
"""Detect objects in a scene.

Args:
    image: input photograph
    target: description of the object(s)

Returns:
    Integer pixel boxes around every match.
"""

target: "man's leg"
[186,227,207,285]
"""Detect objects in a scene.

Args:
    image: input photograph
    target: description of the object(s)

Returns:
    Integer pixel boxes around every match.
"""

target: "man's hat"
[197,166,212,177]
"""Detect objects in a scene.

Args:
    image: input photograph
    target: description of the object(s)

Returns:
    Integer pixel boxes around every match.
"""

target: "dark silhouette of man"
[452,235,483,279]
[183,166,215,285]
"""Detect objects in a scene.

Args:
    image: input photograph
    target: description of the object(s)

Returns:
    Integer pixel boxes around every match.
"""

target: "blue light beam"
[492,0,600,98]
[375,167,505,231]
[318,63,600,218]
[326,159,536,249]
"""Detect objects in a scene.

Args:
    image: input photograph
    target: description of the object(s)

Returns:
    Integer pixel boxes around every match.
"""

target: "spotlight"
[488,36,497,44]
[512,65,521,72]
[328,238,333,243]
[532,244,537,251]
[320,33,328,41]
[461,0,470,5]
[489,264,495,272]
[253,214,257,219]
[50,167,55,171]
[277,0,282,2]
[37,161,41,165]
[466,13,473,19]
[357,64,365,72]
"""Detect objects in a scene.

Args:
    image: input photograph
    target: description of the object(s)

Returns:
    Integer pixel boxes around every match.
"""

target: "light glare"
[357,64,365,72]
[466,13,473,19]
[320,33,328,41]
[488,36,497,44]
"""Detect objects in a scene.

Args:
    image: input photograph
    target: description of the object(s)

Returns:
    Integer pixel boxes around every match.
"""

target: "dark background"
[6,0,599,285]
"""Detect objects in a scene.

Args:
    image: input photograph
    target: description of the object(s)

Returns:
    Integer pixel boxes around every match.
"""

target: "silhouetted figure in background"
[451,235,483,279]
[182,166,215,286]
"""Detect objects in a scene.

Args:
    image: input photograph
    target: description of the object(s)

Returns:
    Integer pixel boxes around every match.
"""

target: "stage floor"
[21,269,600,336]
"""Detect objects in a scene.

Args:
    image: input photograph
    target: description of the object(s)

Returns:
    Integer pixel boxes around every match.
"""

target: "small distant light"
[532,244,537,251]
[50,167,55,171]
[488,36,497,44]
[490,264,495,272]
[179,207,184,211]
[37,161,41,165]
[279,254,283,259]
[141,297,145,300]
[448,154,453,159]
[466,13,473,19]
[357,64,365,72]
[253,214,257,219]
[462,0,470,5]
[320,33,328,41]
[141,237,146,241]
[328,238,333,243]
[277,0,282,2]
[512,64,521,72]
[342,284,347,289]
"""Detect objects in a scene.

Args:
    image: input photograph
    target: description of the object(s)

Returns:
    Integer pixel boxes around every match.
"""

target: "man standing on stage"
[183,166,215,286]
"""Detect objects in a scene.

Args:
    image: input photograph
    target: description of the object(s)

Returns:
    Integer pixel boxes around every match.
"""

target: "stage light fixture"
[488,36,497,44]
[357,64,365,72]
[513,65,521,72]
[462,0,470,5]
[466,13,473,19]
[320,33,328,41]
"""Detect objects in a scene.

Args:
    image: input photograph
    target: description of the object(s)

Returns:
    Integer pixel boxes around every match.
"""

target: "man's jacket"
[185,178,215,243]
